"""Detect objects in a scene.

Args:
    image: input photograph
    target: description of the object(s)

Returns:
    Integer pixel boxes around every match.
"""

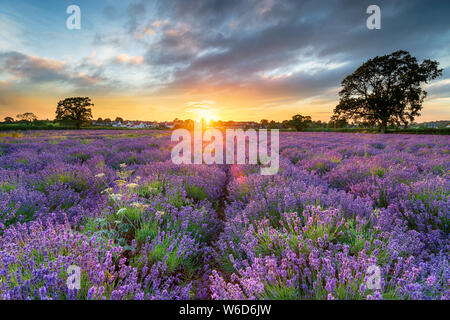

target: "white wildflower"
[102,187,113,194]
[109,193,123,201]
[114,180,127,186]
[116,208,127,215]
[126,183,139,190]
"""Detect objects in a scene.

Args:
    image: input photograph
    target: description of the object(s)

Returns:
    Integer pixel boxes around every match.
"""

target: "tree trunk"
[379,119,387,133]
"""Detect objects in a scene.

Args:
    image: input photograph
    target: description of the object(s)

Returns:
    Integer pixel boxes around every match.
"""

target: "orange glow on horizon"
[0,90,448,123]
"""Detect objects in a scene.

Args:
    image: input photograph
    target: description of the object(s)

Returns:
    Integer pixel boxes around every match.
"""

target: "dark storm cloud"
[122,0,450,99]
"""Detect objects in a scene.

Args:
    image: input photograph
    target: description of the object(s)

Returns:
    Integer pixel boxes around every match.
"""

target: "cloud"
[0,51,110,90]
[116,54,145,65]
[129,0,450,103]
[0,52,65,81]
[143,27,155,35]
[184,100,216,109]
[152,20,170,28]
[0,13,29,53]
[183,100,218,120]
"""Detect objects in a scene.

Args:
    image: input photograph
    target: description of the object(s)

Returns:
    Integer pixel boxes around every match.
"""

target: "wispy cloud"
[116,54,145,65]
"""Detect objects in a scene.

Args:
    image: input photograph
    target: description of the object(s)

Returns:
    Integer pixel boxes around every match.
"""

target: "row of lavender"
[0,131,448,299]
[209,133,449,299]
[0,131,227,299]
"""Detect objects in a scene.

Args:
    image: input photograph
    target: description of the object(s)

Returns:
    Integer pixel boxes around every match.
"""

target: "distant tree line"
[95,117,124,124]
[257,115,347,131]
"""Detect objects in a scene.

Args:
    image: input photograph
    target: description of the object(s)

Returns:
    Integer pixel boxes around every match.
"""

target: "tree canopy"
[288,114,312,131]
[328,115,348,128]
[333,50,442,132]
[56,97,93,129]
[260,119,269,127]
[16,113,37,124]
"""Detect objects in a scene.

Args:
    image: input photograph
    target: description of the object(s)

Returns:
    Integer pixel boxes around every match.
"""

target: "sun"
[195,109,218,123]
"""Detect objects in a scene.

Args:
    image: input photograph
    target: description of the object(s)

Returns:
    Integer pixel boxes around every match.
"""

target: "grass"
[0,132,24,138]
[0,182,17,192]
[184,184,209,202]
[34,172,88,194]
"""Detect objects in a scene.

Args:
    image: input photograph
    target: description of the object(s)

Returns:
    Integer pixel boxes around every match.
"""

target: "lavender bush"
[0,130,448,300]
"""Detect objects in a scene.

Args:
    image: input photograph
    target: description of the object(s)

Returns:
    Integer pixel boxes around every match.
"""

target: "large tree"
[56,97,93,129]
[333,50,442,132]
[289,114,312,131]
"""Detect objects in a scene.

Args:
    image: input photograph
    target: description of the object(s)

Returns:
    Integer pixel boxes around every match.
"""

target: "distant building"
[164,122,175,129]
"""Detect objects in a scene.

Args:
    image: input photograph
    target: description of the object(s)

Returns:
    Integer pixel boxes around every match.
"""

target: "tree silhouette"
[327,115,348,128]
[333,50,442,133]
[289,114,312,131]
[16,113,37,124]
[268,120,278,129]
[56,97,93,129]
[4,117,14,123]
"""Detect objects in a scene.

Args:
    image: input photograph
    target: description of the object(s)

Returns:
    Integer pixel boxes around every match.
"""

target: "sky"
[0,0,449,122]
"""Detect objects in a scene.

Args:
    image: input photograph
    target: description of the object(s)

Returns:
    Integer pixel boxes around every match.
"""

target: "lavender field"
[0,130,448,300]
